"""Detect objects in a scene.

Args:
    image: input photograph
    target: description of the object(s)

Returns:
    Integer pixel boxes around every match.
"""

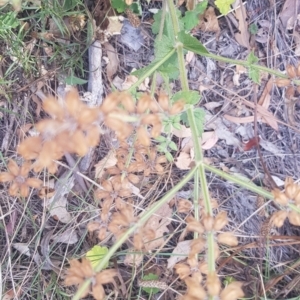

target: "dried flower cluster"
[90,126,167,242]
[101,92,163,146]
[18,88,101,173]
[173,206,243,300]
[271,177,300,227]
[64,258,118,300]
[0,159,42,197]
[275,63,300,99]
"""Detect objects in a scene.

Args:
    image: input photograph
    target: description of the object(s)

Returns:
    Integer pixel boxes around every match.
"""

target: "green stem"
[166,0,180,35]
[128,49,176,92]
[184,45,299,83]
[203,163,274,199]
[73,166,197,300]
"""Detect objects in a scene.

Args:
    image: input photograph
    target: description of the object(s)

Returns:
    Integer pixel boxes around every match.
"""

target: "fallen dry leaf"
[106,16,123,35]
[175,152,192,170]
[46,172,74,223]
[203,101,223,111]
[233,65,247,86]
[142,202,172,251]
[224,106,278,131]
[172,124,192,138]
[103,42,119,80]
[185,51,195,65]
[167,240,192,269]
[199,7,220,33]
[95,150,118,180]
[233,1,250,49]
[46,195,72,223]
[121,73,149,91]
[205,111,241,147]
[176,131,218,170]
[52,228,78,244]
[259,138,282,155]
[124,248,144,266]
[279,0,300,30]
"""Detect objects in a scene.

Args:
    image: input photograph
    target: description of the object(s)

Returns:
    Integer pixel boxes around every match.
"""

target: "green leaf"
[165,151,173,162]
[177,31,209,54]
[247,51,259,64]
[152,10,163,34]
[141,273,160,294]
[181,107,205,136]
[111,0,126,13]
[173,90,200,105]
[215,0,235,15]
[247,52,260,84]
[182,1,208,30]
[130,2,142,14]
[159,64,179,80]
[152,9,184,37]
[249,23,258,35]
[154,35,174,61]
[156,135,167,142]
[182,10,199,31]
[132,61,158,78]
[86,246,109,269]
[194,1,208,14]
[65,75,88,85]
[169,141,178,151]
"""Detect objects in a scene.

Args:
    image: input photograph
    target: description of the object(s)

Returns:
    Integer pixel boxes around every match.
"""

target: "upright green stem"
[73,166,197,300]
[165,1,214,294]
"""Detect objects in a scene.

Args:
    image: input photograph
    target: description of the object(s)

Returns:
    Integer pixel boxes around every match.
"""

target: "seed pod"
[206,271,221,296]
[158,92,170,111]
[170,100,185,115]
[174,263,191,279]
[198,261,209,275]
[286,86,295,99]
[202,214,214,232]
[294,190,300,205]
[272,188,289,206]
[217,232,238,246]
[286,65,297,78]
[189,238,206,256]
[275,78,291,87]
[285,183,298,200]
[137,94,151,114]
[192,271,203,283]
[184,276,207,299]
[214,242,220,261]
[100,93,120,114]
[121,94,135,113]
[177,199,193,213]
[151,123,162,138]
[220,281,244,300]
[87,221,99,232]
[213,211,228,231]
[137,126,150,147]
[288,211,300,226]
[186,216,205,234]
[270,211,288,228]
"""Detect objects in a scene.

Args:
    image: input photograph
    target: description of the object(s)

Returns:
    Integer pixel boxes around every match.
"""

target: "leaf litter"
[3,0,300,299]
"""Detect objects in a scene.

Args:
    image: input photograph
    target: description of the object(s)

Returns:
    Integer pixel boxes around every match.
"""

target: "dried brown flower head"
[132,147,167,176]
[0,159,42,197]
[18,88,101,173]
[64,258,118,300]
[100,92,163,145]
[106,161,140,186]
